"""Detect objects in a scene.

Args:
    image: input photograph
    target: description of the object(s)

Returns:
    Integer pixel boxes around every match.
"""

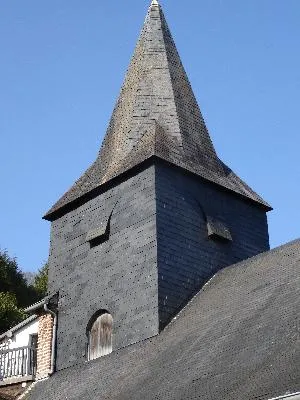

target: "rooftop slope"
[45,1,270,220]
[28,239,300,400]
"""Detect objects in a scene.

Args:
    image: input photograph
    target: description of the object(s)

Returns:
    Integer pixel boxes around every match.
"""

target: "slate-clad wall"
[48,166,158,371]
[156,163,270,328]
[48,161,270,371]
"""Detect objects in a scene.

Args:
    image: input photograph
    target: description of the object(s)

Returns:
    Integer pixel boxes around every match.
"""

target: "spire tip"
[151,0,159,6]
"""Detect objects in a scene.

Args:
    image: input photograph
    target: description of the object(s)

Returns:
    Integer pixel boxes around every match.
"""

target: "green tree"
[33,263,49,298]
[0,250,36,308]
[0,250,49,334]
[0,292,26,333]
[0,250,41,334]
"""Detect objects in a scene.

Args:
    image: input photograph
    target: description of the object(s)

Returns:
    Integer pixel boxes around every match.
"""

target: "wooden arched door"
[88,312,113,360]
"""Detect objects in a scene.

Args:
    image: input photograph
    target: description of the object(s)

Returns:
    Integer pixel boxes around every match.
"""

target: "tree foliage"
[0,292,26,334]
[33,263,49,298]
[0,251,29,304]
[0,250,49,334]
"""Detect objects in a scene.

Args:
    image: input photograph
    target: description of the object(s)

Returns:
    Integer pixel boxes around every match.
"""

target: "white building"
[0,316,38,351]
[0,316,38,383]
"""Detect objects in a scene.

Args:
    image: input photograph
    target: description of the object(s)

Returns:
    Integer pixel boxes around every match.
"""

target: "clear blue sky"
[0,0,299,272]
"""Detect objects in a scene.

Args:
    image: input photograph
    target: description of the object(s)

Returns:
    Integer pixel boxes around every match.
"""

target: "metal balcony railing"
[0,346,36,381]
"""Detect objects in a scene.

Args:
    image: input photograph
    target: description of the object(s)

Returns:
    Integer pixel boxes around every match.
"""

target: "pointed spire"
[44,2,271,220]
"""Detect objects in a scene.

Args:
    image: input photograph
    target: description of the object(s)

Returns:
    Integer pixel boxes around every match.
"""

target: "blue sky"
[0,0,299,272]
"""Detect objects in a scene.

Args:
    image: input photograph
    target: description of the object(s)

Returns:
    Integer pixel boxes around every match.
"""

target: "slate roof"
[28,239,300,400]
[269,395,300,400]
[44,1,271,220]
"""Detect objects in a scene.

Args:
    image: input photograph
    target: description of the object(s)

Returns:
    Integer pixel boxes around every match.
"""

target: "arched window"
[87,311,113,360]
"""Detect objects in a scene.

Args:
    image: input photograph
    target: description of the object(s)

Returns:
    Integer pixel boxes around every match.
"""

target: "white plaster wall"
[0,319,39,379]
[5,319,38,350]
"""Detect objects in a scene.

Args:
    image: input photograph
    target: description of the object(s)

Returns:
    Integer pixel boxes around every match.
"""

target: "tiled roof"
[0,315,37,341]
[28,239,300,400]
[24,293,58,314]
[44,1,271,221]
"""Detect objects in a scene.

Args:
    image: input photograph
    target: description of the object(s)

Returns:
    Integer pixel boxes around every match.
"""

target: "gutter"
[24,293,58,376]
[43,302,57,376]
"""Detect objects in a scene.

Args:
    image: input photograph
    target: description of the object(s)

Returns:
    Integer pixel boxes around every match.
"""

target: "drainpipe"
[43,303,57,376]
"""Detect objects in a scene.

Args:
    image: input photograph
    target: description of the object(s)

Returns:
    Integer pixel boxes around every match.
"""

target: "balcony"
[0,346,36,385]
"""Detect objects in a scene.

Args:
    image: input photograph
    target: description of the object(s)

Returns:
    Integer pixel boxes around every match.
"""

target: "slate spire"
[45,2,271,220]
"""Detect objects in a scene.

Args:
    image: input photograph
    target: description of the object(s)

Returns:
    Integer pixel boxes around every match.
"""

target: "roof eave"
[24,293,57,314]
[43,156,272,222]
[0,315,38,341]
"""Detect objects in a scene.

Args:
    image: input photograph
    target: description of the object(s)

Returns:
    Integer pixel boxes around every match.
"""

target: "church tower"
[44,0,271,371]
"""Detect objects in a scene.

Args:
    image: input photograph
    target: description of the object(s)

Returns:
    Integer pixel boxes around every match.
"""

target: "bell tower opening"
[87,311,113,361]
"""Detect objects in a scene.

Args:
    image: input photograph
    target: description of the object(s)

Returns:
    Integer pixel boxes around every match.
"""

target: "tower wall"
[48,166,158,371]
[156,162,270,328]
[40,0,272,379]
[48,161,269,370]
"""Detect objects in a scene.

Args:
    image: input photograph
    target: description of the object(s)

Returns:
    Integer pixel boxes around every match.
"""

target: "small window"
[207,216,232,242]
[86,219,110,248]
[29,334,38,349]
[87,311,113,360]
